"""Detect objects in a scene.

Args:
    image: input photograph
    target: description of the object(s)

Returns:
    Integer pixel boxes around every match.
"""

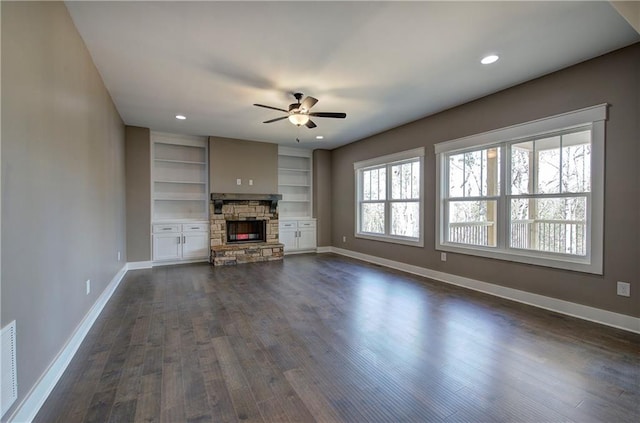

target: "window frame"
[435,104,607,274]
[355,147,425,247]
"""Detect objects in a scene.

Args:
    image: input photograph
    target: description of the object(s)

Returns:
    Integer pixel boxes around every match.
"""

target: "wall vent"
[1,320,17,417]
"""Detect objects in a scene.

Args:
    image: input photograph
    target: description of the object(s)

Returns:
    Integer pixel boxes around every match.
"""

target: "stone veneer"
[210,201,283,266]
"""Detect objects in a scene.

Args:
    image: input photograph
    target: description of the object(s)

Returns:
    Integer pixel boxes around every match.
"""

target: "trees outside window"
[355,148,424,246]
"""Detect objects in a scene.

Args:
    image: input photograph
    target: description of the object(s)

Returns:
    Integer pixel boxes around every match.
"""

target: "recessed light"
[481,55,499,65]
[315,135,324,140]
[175,114,186,120]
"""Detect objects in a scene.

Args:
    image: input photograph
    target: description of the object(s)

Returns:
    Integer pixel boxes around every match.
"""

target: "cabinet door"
[297,227,317,251]
[182,232,209,259]
[280,228,298,251]
[153,233,181,261]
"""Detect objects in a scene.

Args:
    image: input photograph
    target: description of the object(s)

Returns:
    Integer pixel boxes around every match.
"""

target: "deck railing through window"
[449,220,586,255]
[448,222,494,246]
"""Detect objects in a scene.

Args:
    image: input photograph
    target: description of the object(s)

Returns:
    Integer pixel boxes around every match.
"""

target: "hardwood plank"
[211,336,264,422]
[178,303,212,422]
[134,373,162,423]
[195,345,238,423]
[114,344,145,402]
[108,399,138,423]
[284,368,342,422]
[84,389,116,423]
[160,362,185,423]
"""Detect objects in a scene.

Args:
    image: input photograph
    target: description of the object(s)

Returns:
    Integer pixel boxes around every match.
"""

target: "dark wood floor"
[35,253,639,422]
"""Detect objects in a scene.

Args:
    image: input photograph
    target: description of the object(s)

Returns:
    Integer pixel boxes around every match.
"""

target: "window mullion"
[559,134,564,193]
[358,168,364,235]
[385,164,391,236]
[499,143,508,250]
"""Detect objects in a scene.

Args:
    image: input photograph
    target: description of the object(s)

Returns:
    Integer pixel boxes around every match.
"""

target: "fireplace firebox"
[226,220,266,244]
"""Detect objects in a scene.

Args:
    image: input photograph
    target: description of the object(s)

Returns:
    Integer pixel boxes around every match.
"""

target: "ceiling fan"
[253,93,346,129]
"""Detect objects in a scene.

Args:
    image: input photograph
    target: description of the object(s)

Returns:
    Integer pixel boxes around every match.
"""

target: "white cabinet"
[297,221,317,250]
[279,221,298,251]
[182,223,210,260]
[278,147,312,219]
[153,233,182,261]
[153,223,209,263]
[279,220,316,253]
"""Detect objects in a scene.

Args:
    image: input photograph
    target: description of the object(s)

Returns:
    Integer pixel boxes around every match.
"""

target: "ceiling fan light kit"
[288,113,310,126]
[254,92,346,131]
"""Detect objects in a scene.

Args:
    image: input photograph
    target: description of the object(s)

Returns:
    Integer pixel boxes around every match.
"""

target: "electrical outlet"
[617,281,630,297]
[249,179,253,186]
[342,236,346,243]
[117,251,121,262]
[236,178,242,185]
[441,252,447,262]
[86,279,91,295]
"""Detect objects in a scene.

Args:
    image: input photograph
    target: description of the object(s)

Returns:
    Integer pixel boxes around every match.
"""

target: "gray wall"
[1,1,126,416]
[125,126,151,262]
[331,44,639,317]
[209,136,278,194]
[313,150,332,247]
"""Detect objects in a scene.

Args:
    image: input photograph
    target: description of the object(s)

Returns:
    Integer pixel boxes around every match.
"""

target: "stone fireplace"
[209,193,283,266]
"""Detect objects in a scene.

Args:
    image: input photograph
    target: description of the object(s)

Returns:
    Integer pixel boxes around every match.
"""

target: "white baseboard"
[7,265,128,423]
[326,247,640,334]
[315,246,332,253]
[126,261,153,270]
[151,258,208,267]
[283,248,317,255]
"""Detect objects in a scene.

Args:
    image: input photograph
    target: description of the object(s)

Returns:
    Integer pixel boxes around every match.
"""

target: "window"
[435,104,606,274]
[355,148,424,246]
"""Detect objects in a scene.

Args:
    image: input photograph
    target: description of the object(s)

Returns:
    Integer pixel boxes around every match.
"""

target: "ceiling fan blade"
[301,96,318,111]
[309,112,346,119]
[254,103,288,113]
[305,120,317,129]
[263,116,288,124]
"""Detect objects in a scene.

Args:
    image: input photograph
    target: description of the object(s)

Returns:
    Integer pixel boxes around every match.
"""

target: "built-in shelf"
[155,159,206,165]
[152,132,208,222]
[155,180,207,185]
[154,195,208,201]
[278,146,312,219]
[278,167,311,172]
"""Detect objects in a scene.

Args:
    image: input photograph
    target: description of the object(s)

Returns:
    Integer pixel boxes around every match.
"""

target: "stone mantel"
[210,193,282,214]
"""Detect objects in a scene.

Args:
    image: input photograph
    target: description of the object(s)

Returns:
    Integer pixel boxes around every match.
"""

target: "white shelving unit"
[152,133,208,222]
[278,146,316,253]
[278,146,312,219]
[151,132,209,263]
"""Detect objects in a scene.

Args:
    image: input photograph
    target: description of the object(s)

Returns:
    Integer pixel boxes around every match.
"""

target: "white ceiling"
[66,1,639,150]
